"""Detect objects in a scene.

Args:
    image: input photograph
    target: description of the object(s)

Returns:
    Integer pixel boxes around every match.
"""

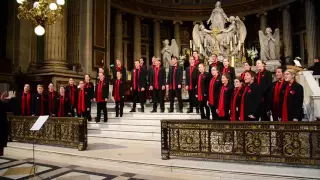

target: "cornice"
[111,0,298,21]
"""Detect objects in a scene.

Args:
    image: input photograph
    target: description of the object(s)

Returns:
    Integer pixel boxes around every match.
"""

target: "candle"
[234,35,237,44]
[200,45,202,53]
[230,41,233,51]
[204,40,206,47]
[231,56,235,67]
[193,45,195,50]
[238,40,241,51]
[190,40,192,49]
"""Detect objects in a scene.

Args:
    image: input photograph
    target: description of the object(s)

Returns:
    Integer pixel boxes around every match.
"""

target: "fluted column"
[43,6,68,69]
[114,10,123,62]
[282,6,293,58]
[79,0,93,74]
[305,0,317,66]
[28,34,38,71]
[257,12,267,31]
[173,21,182,50]
[153,19,161,58]
[133,16,141,61]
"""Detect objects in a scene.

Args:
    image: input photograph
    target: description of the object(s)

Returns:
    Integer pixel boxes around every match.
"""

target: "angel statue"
[259,27,280,60]
[192,24,213,58]
[161,39,179,69]
[207,1,229,30]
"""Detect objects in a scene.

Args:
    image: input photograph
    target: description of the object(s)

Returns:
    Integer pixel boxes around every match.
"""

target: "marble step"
[88,129,160,142]
[88,123,161,133]
[90,112,200,119]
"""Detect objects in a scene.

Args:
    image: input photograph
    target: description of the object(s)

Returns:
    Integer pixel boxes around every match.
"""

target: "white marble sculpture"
[207,1,228,30]
[258,27,280,60]
[161,39,179,69]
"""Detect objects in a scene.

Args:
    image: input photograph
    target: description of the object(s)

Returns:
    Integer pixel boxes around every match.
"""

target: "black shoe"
[151,109,157,113]
[120,114,123,117]
[169,109,174,113]
[187,109,193,113]
[160,109,165,113]
[196,109,200,114]
[141,108,145,113]
[104,119,108,122]
[115,115,119,117]
[178,109,183,113]
[129,109,136,112]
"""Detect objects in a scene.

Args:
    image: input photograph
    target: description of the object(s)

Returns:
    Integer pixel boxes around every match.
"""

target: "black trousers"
[97,101,108,122]
[71,105,75,117]
[169,89,183,111]
[77,110,89,119]
[199,100,210,119]
[209,105,218,120]
[257,101,269,121]
[188,90,198,112]
[132,90,145,110]
[115,98,124,117]
[152,89,165,111]
[87,102,92,121]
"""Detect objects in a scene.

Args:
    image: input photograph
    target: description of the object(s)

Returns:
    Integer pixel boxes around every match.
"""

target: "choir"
[12,55,304,122]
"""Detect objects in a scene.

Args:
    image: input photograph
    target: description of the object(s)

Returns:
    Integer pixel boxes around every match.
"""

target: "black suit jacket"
[268,81,287,112]
[256,69,273,95]
[65,85,77,106]
[149,67,166,89]
[84,82,94,100]
[32,93,49,116]
[47,91,57,114]
[112,66,127,83]
[185,65,198,91]
[242,83,262,119]
[208,74,222,106]
[54,95,71,117]
[112,79,126,98]
[210,61,224,73]
[95,77,110,99]
[217,83,233,112]
[167,65,183,90]
[221,66,236,82]
[75,88,91,110]
[194,72,210,98]
[280,81,304,121]
[131,68,147,91]
[13,92,32,116]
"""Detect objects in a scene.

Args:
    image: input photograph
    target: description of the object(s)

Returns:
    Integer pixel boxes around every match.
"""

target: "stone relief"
[258,27,280,61]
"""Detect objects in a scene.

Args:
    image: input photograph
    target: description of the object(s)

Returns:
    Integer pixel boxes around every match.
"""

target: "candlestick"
[238,40,241,51]
[193,45,195,50]
[200,45,202,53]
[189,40,192,49]
[242,45,245,54]
[231,56,235,67]
[234,35,237,44]
[230,41,233,51]
[204,40,206,47]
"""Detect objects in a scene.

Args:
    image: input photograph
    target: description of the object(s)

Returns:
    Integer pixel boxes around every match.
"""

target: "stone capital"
[256,12,267,17]
[193,21,203,25]
[173,21,183,25]
[278,5,290,11]
[153,19,163,23]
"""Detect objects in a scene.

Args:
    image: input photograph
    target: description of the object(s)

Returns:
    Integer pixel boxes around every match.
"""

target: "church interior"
[0,0,320,179]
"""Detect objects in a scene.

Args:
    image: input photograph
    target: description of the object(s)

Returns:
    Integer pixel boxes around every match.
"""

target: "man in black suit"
[130,60,147,112]
[149,58,166,113]
[167,56,183,113]
[193,51,203,66]
[47,83,57,116]
[14,84,32,116]
[32,84,48,116]
[84,75,94,121]
[209,54,223,73]
[113,72,126,117]
[221,58,236,83]
[112,59,127,83]
[195,63,210,119]
[65,78,77,117]
[185,57,199,113]
[76,81,91,119]
[94,72,109,122]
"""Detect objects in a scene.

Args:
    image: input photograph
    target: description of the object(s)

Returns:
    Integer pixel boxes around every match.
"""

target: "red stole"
[58,96,65,117]
[116,66,122,72]
[173,66,177,90]
[223,67,228,74]
[154,67,160,89]
[77,89,86,113]
[257,69,265,84]
[189,66,194,90]
[197,73,204,101]
[97,79,104,102]
[282,83,292,122]
[230,87,241,121]
[273,80,285,117]
[48,91,55,114]
[194,57,199,66]
[69,86,75,106]
[211,62,217,67]
[85,83,89,88]
[40,94,44,115]
[218,85,227,117]
[133,69,141,91]
[240,85,250,121]
[114,80,121,101]
[21,93,31,116]
[241,71,245,80]
[208,75,218,106]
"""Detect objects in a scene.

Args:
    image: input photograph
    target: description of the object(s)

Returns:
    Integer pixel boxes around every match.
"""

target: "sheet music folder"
[30,115,49,131]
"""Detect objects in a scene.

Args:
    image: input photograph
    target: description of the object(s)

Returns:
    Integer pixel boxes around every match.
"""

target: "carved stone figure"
[161,39,179,69]
[259,27,280,60]
[207,1,229,30]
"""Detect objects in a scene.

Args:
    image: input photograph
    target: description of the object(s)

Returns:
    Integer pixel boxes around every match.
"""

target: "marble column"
[173,21,182,50]
[257,12,267,31]
[67,0,81,71]
[43,6,68,69]
[282,6,292,59]
[114,10,123,62]
[305,0,317,66]
[153,20,161,58]
[133,16,141,61]
[79,0,93,74]
[28,34,38,71]
[106,0,111,67]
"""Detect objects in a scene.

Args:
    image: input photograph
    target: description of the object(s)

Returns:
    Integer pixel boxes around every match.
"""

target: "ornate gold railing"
[7,115,87,151]
[161,120,320,166]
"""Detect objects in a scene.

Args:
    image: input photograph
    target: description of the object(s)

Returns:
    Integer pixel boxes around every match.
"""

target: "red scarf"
[197,73,203,101]
[48,91,55,114]
[218,85,227,117]
[77,89,86,113]
[173,66,177,90]
[240,85,250,121]
[189,66,194,90]
[85,83,89,88]
[40,94,44,115]
[230,87,241,121]
[116,66,122,72]
[58,96,65,117]
[257,69,265,84]
[114,79,121,101]
[282,83,292,122]
[273,80,285,118]
[133,69,140,91]
[223,67,228,74]
[69,86,75,106]
[211,62,217,67]
[154,67,160,89]
[97,79,104,102]
[21,93,31,116]
[208,75,218,106]
[194,57,199,66]
[241,71,245,80]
